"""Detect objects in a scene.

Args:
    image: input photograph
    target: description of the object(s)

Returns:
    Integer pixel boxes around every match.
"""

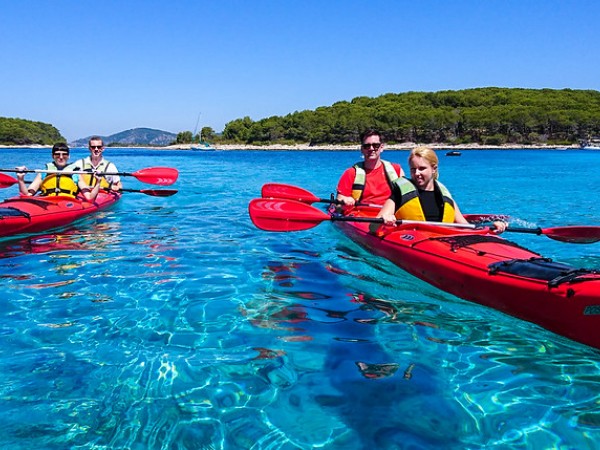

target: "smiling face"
[409,155,437,191]
[52,150,70,169]
[89,138,104,160]
[360,134,384,165]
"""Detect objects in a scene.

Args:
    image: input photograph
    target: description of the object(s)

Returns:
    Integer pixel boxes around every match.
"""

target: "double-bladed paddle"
[249,198,600,243]
[249,198,483,232]
[0,173,177,197]
[260,182,509,223]
[261,182,382,207]
[0,166,178,186]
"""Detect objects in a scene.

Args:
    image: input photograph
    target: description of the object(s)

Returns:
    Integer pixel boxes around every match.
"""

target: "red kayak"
[332,207,600,349]
[0,191,121,238]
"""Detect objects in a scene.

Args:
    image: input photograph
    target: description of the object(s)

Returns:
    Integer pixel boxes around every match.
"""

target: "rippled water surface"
[1,147,599,449]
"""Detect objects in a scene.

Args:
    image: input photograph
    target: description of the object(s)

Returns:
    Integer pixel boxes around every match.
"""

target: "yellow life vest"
[351,160,399,201]
[78,159,112,189]
[39,163,78,198]
[393,178,456,223]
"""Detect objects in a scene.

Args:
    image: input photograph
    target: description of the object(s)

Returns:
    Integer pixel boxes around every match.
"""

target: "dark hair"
[88,136,104,146]
[359,129,384,144]
[52,142,70,154]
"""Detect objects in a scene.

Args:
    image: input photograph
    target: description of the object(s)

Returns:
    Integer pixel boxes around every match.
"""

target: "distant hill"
[71,128,177,147]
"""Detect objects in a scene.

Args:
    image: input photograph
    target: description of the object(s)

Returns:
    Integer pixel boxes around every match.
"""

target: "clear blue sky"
[2,0,599,142]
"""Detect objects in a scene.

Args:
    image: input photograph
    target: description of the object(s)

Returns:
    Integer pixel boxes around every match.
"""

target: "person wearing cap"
[15,143,103,200]
[72,136,122,192]
[336,129,404,207]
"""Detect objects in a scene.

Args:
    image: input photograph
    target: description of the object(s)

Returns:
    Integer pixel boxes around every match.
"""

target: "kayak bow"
[0,191,121,238]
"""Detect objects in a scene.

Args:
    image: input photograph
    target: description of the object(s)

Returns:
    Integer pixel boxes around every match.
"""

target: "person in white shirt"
[73,136,122,192]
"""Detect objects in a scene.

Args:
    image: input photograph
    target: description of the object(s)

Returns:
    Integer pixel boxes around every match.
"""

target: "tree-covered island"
[3,88,600,147]
[218,87,600,146]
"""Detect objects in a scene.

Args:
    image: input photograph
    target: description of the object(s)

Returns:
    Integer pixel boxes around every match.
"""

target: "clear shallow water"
[0,147,599,449]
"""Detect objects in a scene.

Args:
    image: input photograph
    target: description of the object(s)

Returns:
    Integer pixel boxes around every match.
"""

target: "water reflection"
[242,254,477,448]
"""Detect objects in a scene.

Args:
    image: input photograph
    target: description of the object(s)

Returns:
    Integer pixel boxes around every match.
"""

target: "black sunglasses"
[361,143,382,150]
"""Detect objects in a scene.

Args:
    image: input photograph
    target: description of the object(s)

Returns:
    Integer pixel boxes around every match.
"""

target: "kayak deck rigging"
[0,206,31,220]
[488,257,600,287]
[431,233,529,252]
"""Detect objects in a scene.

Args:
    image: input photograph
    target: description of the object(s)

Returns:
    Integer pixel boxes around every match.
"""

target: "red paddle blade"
[132,167,179,185]
[543,226,600,244]
[140,189,178,197]
[261,183,320,204]
[249,198,330,232]
[127,189,178,197]
[0,173,18,188]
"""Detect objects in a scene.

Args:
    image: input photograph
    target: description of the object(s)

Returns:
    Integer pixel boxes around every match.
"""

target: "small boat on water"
[191,112,216,151]
[580,138,600,150]
[445,150,462,156]
[191,142,216,151]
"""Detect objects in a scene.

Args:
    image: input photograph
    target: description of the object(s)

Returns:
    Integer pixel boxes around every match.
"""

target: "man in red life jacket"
[336,129,404,207]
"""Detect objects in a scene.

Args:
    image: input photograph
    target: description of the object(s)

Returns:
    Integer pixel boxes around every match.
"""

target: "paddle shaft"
[18,182,176,196]
[505,226,542,235]
[302,197,382,208]
[333,215,599,242]
[261,182,382,207]
[332,215,479,230]
[1,166,178,186]
[1,168,126,176]
[1,174,176,197]
[250,198,600,243]
[260,183,512,221]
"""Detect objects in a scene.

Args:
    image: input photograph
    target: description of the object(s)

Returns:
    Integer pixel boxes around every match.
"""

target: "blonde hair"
[409,146,439,179]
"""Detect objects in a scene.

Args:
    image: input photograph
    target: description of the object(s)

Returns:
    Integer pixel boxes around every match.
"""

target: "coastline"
[211,143,580,151]
[0,143,583,151]
[162,142,580,151]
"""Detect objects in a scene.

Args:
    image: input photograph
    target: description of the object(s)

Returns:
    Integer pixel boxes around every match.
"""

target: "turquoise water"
[1,147,599,449]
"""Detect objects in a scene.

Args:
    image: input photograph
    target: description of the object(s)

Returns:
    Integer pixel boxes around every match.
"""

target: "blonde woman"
[378,146,507,232]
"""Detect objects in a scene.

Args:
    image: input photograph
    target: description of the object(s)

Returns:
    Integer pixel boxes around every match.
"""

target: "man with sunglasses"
[336,129,404,207]
[72,136,122,192]
[15,143,100,199]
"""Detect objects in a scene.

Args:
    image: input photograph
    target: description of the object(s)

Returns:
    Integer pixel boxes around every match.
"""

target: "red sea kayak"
[0,191,121,238]
[333,207,600,350]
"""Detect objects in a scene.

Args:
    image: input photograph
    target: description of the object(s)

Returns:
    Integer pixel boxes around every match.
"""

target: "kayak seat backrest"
[488,257,599,287]
[0,207,31,220]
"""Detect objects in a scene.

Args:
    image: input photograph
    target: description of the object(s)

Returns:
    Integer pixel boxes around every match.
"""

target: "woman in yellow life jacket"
[378,146,507,232]
[15,143,103,201]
